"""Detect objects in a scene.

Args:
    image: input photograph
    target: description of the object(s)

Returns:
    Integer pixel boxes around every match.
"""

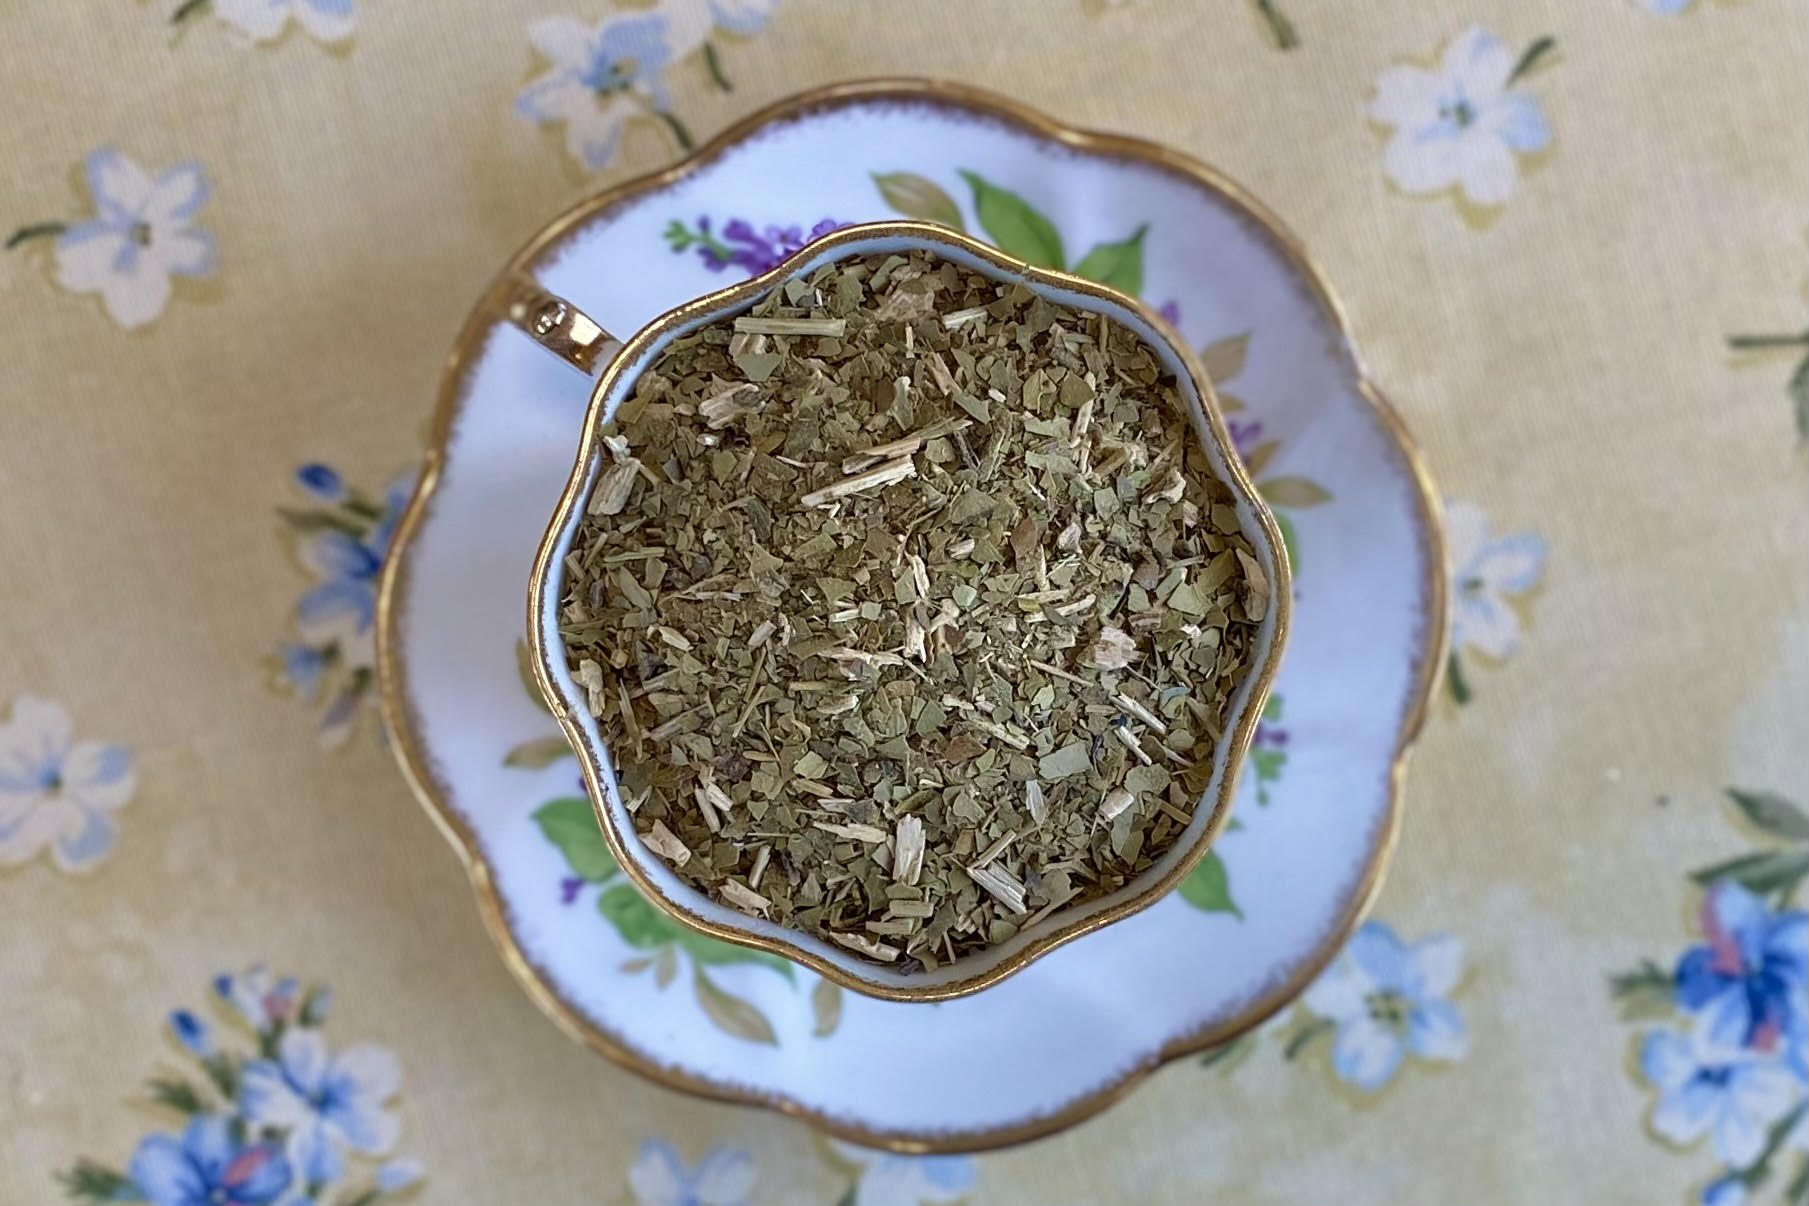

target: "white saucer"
[377,80,1445,1153]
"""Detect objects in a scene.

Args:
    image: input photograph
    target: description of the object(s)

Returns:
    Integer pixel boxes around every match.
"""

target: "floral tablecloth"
[3,2,1805,1203]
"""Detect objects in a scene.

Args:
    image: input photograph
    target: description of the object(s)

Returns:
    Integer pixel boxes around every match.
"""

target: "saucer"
[376,79,1446,1153]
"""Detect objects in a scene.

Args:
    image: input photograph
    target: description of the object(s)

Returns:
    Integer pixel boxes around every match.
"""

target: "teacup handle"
[505,277,622,375]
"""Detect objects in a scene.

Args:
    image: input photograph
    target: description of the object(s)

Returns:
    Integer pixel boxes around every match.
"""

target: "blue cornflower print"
[274,465,416,746]
[1676,881,1808,1057]
[1369,27,1554,209]
[240,1028,402,1185]
[827,1140,976,1205]
[5,148,215,330]
[628,1138,755,1206]
[516,13,690,169]
[59,967,422,1204]
[1298,921,1468,1091]
[128,1115,291,1206]
[0,693,136,872]
[209,0,355,44]
[1640,1025,1801,1168]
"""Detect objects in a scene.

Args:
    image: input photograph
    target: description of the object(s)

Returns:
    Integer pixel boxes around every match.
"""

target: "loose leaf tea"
[559,249,1267,971]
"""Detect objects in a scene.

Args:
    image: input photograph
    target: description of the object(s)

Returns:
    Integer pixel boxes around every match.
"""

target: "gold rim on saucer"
[376,77,1448,1154]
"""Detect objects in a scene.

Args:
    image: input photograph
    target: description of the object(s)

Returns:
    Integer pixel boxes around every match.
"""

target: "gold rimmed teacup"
[522,219,1291,1002]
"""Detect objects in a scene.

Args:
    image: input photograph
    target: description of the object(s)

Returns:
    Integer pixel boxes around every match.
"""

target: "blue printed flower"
[704,0,778,34]
[0,693,136,873]
[1370,28,1552,208]
[628,1138,755,1206]
[52,148,214,330]
[1701,1175,1746,1206]
[376,1158,425,1193]
[1640,1025,1801,1167]
[516,12,698,170]
[240,1028,403,1185]
[211,0,355,44]
[293,473,411,665]
[295,463,346,503]
[827,1141,975,1206]
[168,1009,212,1057]
[1301,922,1468,1091]
[276,643,332,702]
[662,0,781,52]
[1445,499,1546,660]
[128,1115,291,1206]
[1676,881,1808,1057]
[213,965,300,1035]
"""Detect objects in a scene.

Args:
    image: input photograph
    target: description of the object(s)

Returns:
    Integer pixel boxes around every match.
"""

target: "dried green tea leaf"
[1039,740,1093,781]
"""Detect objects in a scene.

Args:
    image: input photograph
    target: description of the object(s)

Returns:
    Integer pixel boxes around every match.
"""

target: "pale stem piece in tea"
[557,249,1268,972]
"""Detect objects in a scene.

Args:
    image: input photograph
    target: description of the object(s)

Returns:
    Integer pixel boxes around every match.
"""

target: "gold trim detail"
[523,218,1292,1003]
[376,78,1448,1154]
[502,276,621,375]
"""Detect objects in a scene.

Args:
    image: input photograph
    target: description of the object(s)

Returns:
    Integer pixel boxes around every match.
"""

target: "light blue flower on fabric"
[1701,1175,1746,1206]
[376,1158,425,1193]
[628,1138,755,1206]
[706,0,777,34]
[1301,922,1468,1091]
[211,0,355,44]
[1369,27,1552,207]
[827,1141,975,1206]
[128,1115,291,1206]
[240,1027,403,1186]
[213,965,301,1035]
[0,693,136,872]
[295,463,346,503]
[516,12,691,170]
[276,643,332,702]
[1445,500,1546,660]
[1640,1024,1801,1167]
[53,148,214,330]
[168,1009,212,1057]
[293,474,411,654]
[1675,881,1808,1059]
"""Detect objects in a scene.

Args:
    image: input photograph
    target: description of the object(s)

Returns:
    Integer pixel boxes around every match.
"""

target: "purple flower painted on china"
[1228,419,1265,462]
[664,216,843,276]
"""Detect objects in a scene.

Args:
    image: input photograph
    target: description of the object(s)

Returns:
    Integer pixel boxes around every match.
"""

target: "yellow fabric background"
[1,1,1804,1202]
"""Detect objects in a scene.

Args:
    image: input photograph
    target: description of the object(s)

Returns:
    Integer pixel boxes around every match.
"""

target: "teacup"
[522,219,1290,1001]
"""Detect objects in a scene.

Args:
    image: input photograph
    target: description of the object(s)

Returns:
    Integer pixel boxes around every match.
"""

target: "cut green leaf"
[693,967,778,1045]
[959,170,1064,269]
[535,797,617,882]
[1259,476,1332,508]
[872,172,965,231]
[1198,333,1250,384]
[504,736,572,768]
[1178,851,1241,917]
[1726,788,1809,841]
[1689,849,1809,899]
[1072,224,1148,295]
[811,978,844,1037]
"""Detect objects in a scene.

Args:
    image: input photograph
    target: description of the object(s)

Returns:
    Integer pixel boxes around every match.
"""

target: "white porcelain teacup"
[522,219,1290,1001]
